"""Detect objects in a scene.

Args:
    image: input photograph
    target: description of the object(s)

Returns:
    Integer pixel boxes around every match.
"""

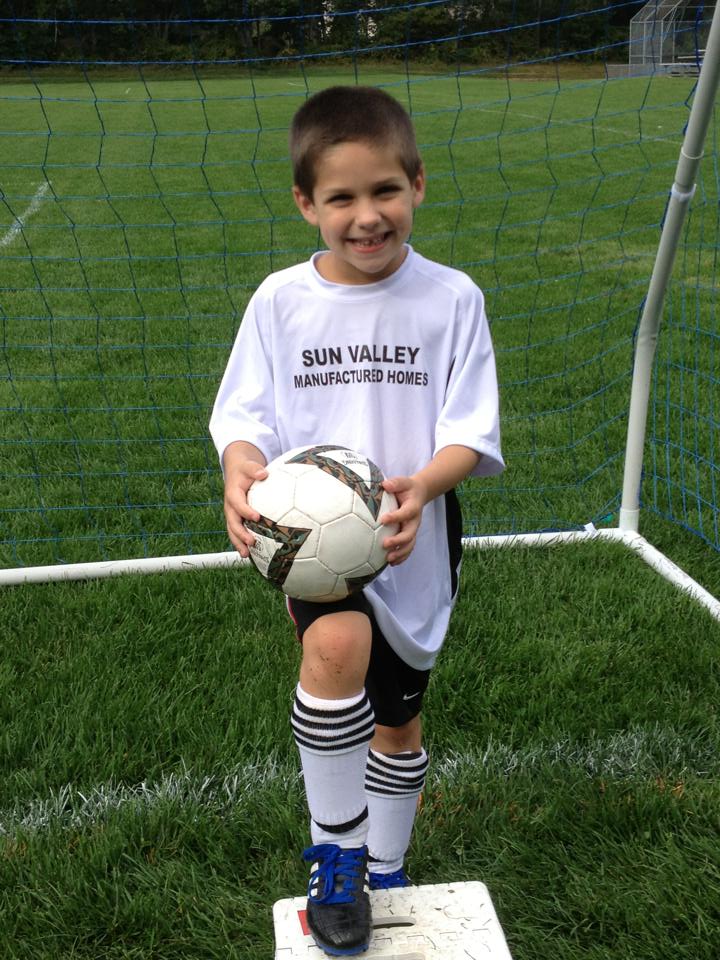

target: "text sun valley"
[295,344,429,389]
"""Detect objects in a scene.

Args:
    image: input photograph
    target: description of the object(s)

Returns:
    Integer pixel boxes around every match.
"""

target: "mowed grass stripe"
[1,721,716,836]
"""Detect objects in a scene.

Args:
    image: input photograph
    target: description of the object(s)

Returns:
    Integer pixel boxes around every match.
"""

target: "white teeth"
[351,235,384,247]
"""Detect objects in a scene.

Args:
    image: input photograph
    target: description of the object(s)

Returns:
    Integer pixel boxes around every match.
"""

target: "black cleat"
[302,843,372,956]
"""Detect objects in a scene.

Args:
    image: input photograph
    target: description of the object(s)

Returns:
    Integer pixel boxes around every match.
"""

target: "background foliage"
[4,1,636,67]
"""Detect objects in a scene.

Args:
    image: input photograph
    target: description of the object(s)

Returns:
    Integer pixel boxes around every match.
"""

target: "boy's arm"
[381,444,480,565]
[222,440,268,557]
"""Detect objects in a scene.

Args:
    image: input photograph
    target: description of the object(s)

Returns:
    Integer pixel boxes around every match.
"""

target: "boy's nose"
[355,198,381,227]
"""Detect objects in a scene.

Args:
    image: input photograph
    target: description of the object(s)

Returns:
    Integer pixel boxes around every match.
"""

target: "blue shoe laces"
[303,844,367,905]
[369,868,410,890]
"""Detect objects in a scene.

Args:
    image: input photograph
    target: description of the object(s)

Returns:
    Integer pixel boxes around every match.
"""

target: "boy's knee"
[300,610,372,695]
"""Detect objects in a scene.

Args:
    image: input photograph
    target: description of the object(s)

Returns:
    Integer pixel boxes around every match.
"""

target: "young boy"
[210,86,504,956]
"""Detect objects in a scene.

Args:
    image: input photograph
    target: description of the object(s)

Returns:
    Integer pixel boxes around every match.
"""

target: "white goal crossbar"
[2,529,719,626]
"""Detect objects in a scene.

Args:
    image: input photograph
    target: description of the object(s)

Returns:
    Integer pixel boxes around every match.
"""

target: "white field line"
[0,181,50,249]
[472,103,681,147]
[0,724,714,836]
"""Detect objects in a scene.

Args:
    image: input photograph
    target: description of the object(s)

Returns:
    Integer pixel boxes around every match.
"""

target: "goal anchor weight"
[273,881,513,959]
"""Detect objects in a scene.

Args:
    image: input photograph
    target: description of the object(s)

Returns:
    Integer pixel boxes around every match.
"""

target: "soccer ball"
[245,444,399,602]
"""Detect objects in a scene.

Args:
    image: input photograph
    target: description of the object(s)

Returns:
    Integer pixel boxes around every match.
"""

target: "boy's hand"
[222,444,268,557]
[379,446,481,565]
[380,475,429,565]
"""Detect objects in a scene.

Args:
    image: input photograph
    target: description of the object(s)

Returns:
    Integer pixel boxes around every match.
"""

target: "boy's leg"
[365,717,428,886]
[362,629,431,888]
[289,604,375,955]
[294,610,374,846]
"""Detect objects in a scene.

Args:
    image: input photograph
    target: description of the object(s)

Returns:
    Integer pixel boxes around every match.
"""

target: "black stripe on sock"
[367,753,428,775]
[291,708,374,736]
[293,726,375,753]
[313,806,369,835]
[365,749,428,797]
[292,697,375,753]
[365,773,427,794]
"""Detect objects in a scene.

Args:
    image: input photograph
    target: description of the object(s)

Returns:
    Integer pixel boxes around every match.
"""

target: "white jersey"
[210,246,504,669]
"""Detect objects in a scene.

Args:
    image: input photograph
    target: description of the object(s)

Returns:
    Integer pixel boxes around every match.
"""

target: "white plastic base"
[273,881,513,959]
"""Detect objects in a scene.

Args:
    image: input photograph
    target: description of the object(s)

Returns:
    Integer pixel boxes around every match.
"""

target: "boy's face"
[292,140,425,285]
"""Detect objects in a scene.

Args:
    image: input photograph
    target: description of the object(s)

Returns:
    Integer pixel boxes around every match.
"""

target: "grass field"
[1,541,719,958]
[1,59,720,959]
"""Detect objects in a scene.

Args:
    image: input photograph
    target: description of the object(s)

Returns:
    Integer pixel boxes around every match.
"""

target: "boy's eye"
[327,193,352,204]
[377,184,400,195]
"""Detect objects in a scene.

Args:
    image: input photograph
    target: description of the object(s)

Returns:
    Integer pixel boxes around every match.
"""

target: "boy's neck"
[313,245,410,286]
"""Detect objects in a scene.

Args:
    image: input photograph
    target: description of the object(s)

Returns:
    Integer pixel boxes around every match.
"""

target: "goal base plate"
[273,881,512,959]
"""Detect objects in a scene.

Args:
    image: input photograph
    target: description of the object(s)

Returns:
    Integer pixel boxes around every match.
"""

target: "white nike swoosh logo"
[402,691,421,701]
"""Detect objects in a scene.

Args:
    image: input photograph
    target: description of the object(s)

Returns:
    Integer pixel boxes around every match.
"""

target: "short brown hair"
[290,85,422,198]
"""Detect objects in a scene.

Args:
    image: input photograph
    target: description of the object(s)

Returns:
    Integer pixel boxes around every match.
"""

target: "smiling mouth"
[348,232,391,249]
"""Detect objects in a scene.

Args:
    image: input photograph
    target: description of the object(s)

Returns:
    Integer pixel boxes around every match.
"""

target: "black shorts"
[287,592,430,728]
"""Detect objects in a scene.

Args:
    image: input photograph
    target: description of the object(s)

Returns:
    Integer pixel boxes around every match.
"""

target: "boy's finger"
[383,475,411,493]
[381,502,415,526]
[383,529,411,551]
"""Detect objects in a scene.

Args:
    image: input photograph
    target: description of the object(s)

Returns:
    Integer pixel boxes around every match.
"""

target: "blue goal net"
[1,1,718,569]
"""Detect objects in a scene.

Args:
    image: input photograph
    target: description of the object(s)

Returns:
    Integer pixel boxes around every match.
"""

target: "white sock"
[365,748,428,874]
[291,684,375,848]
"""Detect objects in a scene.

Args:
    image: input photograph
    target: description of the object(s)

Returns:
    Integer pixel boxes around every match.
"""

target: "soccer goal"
[1,1,719,620]
[630,1,711,75]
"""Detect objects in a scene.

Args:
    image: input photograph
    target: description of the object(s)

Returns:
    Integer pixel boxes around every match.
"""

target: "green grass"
[0,542,718,958]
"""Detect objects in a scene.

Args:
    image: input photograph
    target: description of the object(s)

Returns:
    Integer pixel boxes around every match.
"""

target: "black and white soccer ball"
[245,445,399,602]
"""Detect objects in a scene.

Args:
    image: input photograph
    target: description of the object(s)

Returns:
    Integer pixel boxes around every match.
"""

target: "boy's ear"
[411,164,426,208]
[292,186,319,226]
